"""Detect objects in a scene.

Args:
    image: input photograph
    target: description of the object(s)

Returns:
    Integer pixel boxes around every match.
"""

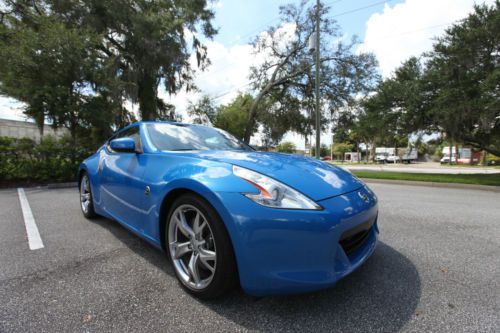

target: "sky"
[0,0,495,147]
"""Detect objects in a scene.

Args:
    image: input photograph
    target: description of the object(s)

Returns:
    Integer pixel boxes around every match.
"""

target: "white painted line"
[17,188,44,250]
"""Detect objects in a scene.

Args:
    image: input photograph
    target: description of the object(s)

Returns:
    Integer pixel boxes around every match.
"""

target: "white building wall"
[0,119,68,141]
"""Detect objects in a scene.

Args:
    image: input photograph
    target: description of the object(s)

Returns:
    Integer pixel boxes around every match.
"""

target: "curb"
[361,178,500,193]
[46,182,78,189]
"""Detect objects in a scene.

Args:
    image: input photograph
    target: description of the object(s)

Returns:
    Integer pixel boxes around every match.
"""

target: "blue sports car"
[78,121,379,298]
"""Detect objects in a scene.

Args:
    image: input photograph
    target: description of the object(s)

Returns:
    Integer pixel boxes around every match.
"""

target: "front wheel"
[166,194,237,299]
[80,172,97,219]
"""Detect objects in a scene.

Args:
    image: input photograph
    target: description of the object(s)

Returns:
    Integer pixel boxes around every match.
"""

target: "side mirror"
[110,137,136,153]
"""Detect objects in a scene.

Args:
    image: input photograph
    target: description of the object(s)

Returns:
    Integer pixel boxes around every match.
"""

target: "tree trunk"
[481,150,488,166]
[70,111,77,145]
[357,142,361,163]
[243,89,267,143]
[37,121,44,144]
[138,73,157,121]
[370,141,376,162]
[449,139,453,165]
[35,110,44,143]
[365,142,368,162]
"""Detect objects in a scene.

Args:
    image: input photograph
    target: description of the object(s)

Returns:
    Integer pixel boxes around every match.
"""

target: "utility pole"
[314,0,321,159]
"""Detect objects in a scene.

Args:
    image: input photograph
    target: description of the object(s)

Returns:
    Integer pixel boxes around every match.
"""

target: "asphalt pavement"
[0,184,499,332]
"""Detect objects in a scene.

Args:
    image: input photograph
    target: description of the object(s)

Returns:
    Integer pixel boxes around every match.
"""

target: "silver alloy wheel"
[168,204,217,290]
[80,175,91,214]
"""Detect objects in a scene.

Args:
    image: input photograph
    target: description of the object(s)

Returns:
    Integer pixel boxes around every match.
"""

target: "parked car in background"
[487,153,500,165]
[78,121,379,298]
[321,156,331,161]
[440,154,457,164]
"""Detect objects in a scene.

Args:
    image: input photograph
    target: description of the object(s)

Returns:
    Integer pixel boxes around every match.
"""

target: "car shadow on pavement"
[206,242,422,332]
[92,217,421,332]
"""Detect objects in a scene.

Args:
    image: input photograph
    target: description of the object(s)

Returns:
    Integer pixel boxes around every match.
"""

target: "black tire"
[165,193,238,299]
[79,172,97,219]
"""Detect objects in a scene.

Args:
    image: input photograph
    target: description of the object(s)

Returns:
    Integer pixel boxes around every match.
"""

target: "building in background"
[0,118,68,141]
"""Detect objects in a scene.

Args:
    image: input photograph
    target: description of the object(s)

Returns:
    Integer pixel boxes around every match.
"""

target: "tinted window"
[146,123,252,151]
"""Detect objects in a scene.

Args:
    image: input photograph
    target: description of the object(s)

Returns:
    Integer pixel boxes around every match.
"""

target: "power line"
[323,0,344,6]
[205,0,398,102]
[198,0,394,80]
[332,0,394,18]
[210,81,254,101]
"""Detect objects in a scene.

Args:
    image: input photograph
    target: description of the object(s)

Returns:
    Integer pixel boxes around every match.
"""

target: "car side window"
[108,126,142,153]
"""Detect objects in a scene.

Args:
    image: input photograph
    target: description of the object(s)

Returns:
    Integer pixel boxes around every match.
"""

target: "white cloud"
[361,0,496,78]
[163,23,297,122]
[160,41,257,121]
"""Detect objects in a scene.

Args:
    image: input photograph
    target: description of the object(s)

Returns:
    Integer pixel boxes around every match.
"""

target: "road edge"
[361,178,500,192]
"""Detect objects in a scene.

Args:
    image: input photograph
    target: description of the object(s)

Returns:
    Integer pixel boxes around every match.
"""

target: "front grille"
[339,228,371,255]
[339,216,376,256]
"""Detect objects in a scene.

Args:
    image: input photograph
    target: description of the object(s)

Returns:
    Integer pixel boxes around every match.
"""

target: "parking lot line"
[17,188,44,250]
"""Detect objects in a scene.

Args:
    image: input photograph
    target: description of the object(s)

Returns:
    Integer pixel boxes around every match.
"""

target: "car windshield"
[146,123,253,151]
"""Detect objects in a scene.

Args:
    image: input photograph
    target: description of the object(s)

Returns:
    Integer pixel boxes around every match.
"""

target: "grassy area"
[352,171,500,186]
[441,164,500,169]
[330,161,500,168]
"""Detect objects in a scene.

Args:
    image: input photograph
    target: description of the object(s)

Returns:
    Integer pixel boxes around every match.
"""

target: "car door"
[100,125,148,230]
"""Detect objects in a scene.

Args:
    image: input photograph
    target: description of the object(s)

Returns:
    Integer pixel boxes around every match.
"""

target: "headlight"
[232,165,321,210]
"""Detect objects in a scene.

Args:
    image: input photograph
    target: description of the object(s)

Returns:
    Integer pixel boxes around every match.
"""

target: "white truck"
[375,147,399,163]
[440,146,457,164]
[401,148,418,163]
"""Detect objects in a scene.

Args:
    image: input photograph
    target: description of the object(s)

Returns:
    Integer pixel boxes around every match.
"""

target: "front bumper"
[216,186,379,296]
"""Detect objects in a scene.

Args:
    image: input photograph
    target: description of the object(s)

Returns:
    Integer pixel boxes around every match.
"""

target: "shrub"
[0,136,93,184]
[276,141,296,153]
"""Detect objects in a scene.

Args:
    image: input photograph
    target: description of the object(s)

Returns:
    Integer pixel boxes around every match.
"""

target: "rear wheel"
[166,194,237,299]
[80,172,97,219]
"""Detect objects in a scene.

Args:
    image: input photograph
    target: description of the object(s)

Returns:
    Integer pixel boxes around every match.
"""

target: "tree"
[332,142,353,160]
[348,56,427,161]
[0,0,217,133]
[72,0,217,121]
[243,1,378,143]
[259,94,306,148]
[0,12,104,141]
[213,94,255,140]
[276,141,296,153]
[311,143,330,157]
[187,95,218,125]
[424,1,500,156]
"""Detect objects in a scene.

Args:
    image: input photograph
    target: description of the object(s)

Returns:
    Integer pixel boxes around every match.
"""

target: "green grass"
[352,171,500,186]
[441,164,500,169]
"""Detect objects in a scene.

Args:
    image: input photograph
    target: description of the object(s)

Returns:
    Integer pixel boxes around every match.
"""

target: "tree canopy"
[351,1,499,158]
[424,1,500,155]
[242,0,379,143]
[0,0,215,145]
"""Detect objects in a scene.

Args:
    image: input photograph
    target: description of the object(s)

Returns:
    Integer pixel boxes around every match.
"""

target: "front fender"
[141,155,251,253]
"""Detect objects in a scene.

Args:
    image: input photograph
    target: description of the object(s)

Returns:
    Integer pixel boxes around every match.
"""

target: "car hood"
[184,150,365,201]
